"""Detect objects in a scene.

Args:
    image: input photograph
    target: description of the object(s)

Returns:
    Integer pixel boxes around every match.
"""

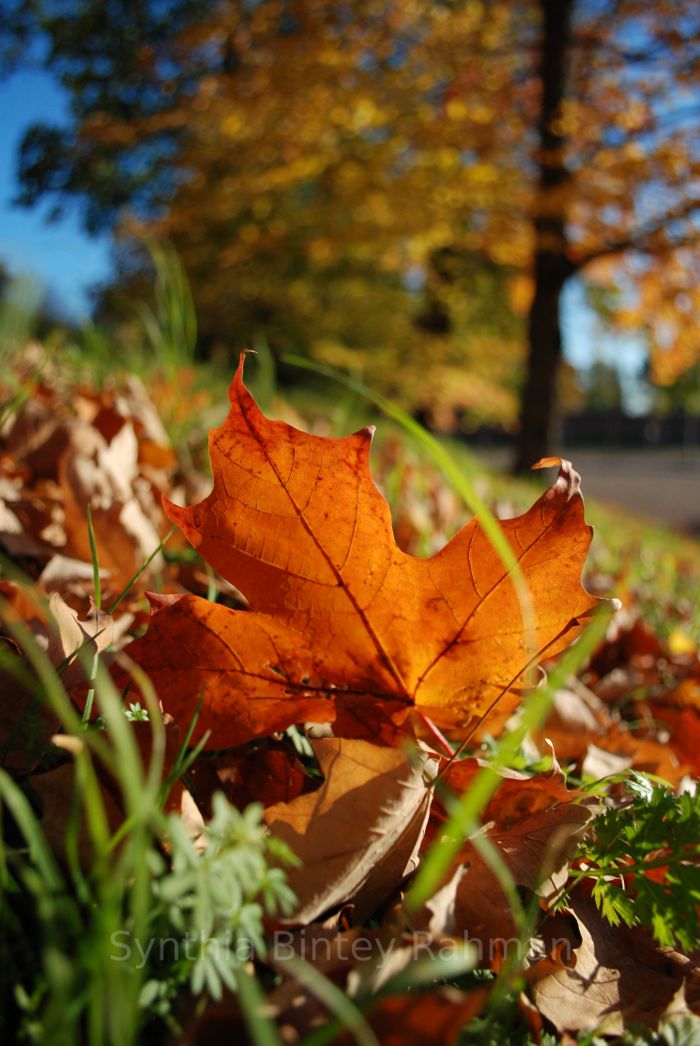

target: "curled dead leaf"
[412,761,593,961]
[532,894,700,1035]
[264,737,435,923]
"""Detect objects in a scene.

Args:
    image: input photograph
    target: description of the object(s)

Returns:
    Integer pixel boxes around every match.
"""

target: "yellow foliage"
[102,0,700,399]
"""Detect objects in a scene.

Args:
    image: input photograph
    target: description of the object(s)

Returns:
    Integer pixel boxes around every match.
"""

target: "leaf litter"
[1,351,700,1042]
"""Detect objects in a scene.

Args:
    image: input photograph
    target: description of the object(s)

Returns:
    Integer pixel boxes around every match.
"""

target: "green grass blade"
[88,661,145,816]
[469,830,526,933]
[83,503,104,722]
[375,942,477,996]
[160,697,210,808]
[120,660,166,803]
[0,597,109,763]
[280,955,379,1046]
[407,609,611,911]
[86,504,102,613]
[204,560,218,603]
[106,526,176,614]
[0,770,66,894]
[237,964,284,1046]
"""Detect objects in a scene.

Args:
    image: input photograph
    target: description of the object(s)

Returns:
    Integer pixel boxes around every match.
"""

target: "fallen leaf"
[264,928,370,1042]
[27,761,124,868]
[647,704,700,777]
[263,737,435,923]
[265,925,487,1046]
[45,592,132,686]
[59,419,164,586]
[580,743,632,781]
[0,473,57,561]
[0,584,61,770]
[533,681,609,762]
[586,723,684,786]
[0,371,176,605]
[532,894,700,1035]
[121,354,602,748]
[187,740,311,815]
[533,682,687,786]
[589,614,666,685]
[38,554,109,597]
[182,937,487,1046]
[355,987,491,1046]
[436,754,587,827]
[416,809,592,963]
[413,762,593,959]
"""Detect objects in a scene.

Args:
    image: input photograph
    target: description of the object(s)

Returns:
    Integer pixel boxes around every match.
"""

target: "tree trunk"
[514,0,575,473]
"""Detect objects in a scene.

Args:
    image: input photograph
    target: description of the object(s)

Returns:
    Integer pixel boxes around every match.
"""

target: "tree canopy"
[3,0,700,459]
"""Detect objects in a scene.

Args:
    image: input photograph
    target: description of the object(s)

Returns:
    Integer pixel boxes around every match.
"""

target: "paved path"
[475,448,700,535]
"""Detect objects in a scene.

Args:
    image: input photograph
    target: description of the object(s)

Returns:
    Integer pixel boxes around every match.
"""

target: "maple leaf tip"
[161,493,200,546]
[532,456,564,471]
[161,492,185,522]
[533,457,582,502]
[145,591,182,610]
[229,350,260,406]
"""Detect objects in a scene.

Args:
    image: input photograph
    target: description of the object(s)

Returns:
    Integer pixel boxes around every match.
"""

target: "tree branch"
[574,197,700,269]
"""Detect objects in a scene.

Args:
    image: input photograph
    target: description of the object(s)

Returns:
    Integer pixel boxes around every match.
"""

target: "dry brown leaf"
[180,941,487,1046]
[647,703,700,777]
[265,926,488,1045]
[534,682,688,786]
[264,737,435,923]
[413,764,593,959]
[415,804,592,960]
[0,582,58,770]
[354,987,491,1046]
[187,740,311,815]
[437,753,587,826]
[534,682,609,761]
[28,761,124,868]
[38,554,108,595]
[59,420,163,586]
[44,592,133,686]
[0,372,176,603]
[532,894,700,1035]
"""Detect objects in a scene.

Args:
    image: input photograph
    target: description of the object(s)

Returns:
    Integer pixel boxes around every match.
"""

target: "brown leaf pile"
[2,351,700,1043]
[0,348,219,612]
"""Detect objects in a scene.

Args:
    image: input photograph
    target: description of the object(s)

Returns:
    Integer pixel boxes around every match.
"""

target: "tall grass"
[0,550,294,1044]
[130,241,198,379]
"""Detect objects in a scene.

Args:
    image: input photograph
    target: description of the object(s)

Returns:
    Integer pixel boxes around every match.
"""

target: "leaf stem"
[415,711,454,758]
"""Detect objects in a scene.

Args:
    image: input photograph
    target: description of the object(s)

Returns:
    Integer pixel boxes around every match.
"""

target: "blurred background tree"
[581,360,623,412]
[2,0,699,466]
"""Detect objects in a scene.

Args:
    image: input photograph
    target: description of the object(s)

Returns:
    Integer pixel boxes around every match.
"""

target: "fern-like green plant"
[143,797,298,1008]
[563,772,700,952]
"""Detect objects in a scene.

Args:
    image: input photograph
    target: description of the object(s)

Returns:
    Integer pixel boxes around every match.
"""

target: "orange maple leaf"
[120,354,602,747]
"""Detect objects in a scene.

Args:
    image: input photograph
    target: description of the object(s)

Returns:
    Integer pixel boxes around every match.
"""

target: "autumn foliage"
[7,0,700,463]
[120,353,601,749]
[3,352,700,1042]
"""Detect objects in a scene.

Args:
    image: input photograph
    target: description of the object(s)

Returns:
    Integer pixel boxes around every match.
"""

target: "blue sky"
[0,65,647,405]
[0,67,113,319]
